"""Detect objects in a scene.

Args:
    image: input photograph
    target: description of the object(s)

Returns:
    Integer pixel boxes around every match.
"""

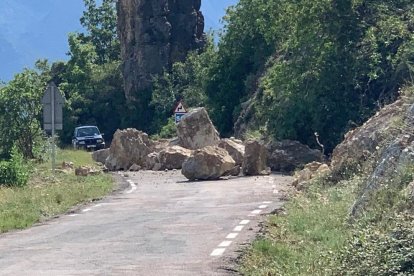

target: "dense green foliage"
[334,214,414,275]
[80,0,120,64]
[47,0,126,144]
[154,0,414,152]
[0,66,47,159]
[0,147,29,187]
[150,37,215,132]
[2,0,414,151]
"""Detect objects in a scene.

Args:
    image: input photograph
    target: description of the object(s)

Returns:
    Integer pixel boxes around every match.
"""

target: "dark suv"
[72,126,105,150]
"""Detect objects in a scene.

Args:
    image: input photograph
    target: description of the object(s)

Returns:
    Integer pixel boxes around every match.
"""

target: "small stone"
[61,161,74,170]
[129,164,141,172]
[75,166,91,177]
[153,163,162,171]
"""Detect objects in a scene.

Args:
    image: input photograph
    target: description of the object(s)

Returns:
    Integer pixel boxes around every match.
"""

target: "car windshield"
[77,127,100,137]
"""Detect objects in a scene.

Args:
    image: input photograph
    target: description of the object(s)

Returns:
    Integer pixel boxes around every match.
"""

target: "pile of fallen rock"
[56,161,105,177]
[92,107,324,181]
[292,162,331,190]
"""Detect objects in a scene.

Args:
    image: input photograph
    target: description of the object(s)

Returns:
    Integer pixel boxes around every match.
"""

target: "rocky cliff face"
[117,0,205,103]
[329,90,414,217]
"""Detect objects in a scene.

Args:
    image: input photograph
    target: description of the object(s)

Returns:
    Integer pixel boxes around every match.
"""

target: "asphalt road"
[0,171,291,276]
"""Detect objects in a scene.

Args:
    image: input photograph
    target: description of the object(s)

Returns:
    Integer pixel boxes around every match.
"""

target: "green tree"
[199,0,414,151]
[150,37,215,133]
[205,0,275,136]
[0,69,46,159]
[59,33,125,144]
[80,0,120,64]
[55,0,125,144]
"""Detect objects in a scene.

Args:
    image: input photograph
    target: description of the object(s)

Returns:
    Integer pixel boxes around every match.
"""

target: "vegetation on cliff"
[163,0,414,152]
[241,87,414,275]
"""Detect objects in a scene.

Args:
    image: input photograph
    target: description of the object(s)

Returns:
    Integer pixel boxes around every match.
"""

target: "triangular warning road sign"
[174,102,187,113]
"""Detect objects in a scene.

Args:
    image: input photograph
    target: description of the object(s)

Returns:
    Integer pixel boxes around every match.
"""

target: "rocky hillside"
[294,87,414,217]
[241,87,414,275]
[117,0,205,102]
[331,89,414,218]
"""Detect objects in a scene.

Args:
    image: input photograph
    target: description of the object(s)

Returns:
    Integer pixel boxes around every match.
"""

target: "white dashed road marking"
[218,241,233,247]
[251,209,262,215]
[210,200,275,257]
[240,220,250,225]
[210,248,226,257]
[126,180,137,194]
[82,208,92,213]
[233,225,244,232]
[226,233,239,239]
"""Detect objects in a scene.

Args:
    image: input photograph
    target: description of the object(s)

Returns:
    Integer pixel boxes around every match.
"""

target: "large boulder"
[105,129,153,171]
[218,138,245,166]
[177,108,220,150]
[266,140,324,172]
[92,149,109,164]
[242,140,270,176]
[182,146,236,180]
[152,139,171,152]
[158,146,192,170]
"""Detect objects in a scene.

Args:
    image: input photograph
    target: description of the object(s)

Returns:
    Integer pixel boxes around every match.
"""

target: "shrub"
[158,117,177,139]
[0,147,29,187]
[0,69,45,159]
[333,213,414,276]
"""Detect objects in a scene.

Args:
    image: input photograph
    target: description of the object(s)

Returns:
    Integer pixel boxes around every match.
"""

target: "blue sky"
[0,0,238,82]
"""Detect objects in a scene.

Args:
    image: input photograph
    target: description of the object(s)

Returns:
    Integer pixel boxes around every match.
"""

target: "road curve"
[0,171,291,276]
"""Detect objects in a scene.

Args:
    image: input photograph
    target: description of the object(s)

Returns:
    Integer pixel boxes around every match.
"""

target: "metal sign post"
[41,82,64,174]
[51,84,55,173]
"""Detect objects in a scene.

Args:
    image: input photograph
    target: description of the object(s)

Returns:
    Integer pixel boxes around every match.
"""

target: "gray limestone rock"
[117,0,205,113]
[182,146,235,181]
[242,140,270,176]
[177,108,220,150]
[105,129,153,171]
